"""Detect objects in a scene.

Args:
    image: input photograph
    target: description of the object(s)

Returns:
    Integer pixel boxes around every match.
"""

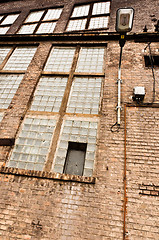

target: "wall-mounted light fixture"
[111,8,134,132]
[116,8,134,33]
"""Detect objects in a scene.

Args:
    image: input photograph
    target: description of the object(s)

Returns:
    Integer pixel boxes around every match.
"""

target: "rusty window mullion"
[33,10,48,34]
[85,3,93,29]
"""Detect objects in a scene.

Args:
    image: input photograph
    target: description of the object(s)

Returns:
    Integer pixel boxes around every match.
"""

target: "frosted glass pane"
[66,19,87,31]
[1,14,19,25]
[43,8,62,20]
[36,22,56,34]
[8,116,56,171]
[44,47,75,72]
[4,46,37,71]
[76,47,105,73]
[25,11,44,23]
[92,2,110,15]
[0,27,9,34]
[17,24,37,34]
[72,5,90,17]
[66,77,102,114]
[89,16,109,29]
[30,76,68,112]
[0,74,24,109]
[0,47,12,64]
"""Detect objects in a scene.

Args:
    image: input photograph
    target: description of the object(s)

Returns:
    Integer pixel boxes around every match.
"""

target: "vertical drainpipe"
[123,104,127,240]
[117,45,123,125]
[111,36,125,132]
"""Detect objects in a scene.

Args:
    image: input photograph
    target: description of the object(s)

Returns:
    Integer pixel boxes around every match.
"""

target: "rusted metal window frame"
[65,0,111,32]
[17,6,63,34]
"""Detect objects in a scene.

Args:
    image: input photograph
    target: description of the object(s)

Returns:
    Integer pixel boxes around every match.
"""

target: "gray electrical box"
[133,86,145,102]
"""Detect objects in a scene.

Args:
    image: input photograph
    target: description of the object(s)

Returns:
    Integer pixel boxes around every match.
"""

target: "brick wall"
[0,0,159,239]
[126,107,159,239]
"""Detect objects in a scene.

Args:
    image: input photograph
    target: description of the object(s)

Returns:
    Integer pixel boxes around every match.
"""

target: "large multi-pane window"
[8,115,57,171]
[7,45,105,177]
[17,7,63,34]
[0,45,37,119]
[0,13,19,34]
[66,1,111,31]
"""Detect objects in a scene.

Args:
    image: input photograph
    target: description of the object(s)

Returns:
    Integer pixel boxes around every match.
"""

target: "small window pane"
[4,46,37,71]
[0,74,24,109]
[66,19,87,31]
[1,14,19,25]
[25,11,44,23]
[36,22,56,34]
[0,27,9,34]
[66,77,102,114]
[30,76,68,112]
[76,47,105,73]
[43,8,62,21]
[0,46,12,65]
[63,142,87,176]
[7,116,56,171]
[89,16,109,29]
[92,2,110,15]
[0,16,4,22]
[17,24,37,34]
[44,47,76,72]
[72,5,90,17]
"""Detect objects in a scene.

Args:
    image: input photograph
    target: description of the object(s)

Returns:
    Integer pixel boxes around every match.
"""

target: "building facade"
[0,0,159,239]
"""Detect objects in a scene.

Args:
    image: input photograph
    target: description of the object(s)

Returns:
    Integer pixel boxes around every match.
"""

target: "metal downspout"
[123,104,127,240]
[117,46,123,125]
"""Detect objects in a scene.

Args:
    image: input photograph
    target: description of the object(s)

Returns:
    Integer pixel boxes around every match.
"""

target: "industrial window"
[53,119,98,177]
[144,55,159,67]
[0,13,19,34]
[7,45,104,176]
[66,77,102,114]
[0,47,12,65]
[66,1,110,31]
[30,46,104,115]
[17,7,63,34]
[0,46,37,112]
[44,47,76,72]
[63,142,87,176]
[30,76,68,112]
[0,74,24,109]
[76,47,105,73]
[30,47,76,113]
[4,46,37,70]
[7,116,57,171]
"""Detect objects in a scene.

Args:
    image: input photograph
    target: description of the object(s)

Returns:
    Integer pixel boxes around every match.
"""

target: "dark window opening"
[144,55,159,67]
[63,142,87,176]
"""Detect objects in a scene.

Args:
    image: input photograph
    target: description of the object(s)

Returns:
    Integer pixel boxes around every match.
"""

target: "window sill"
[0,166,96,184]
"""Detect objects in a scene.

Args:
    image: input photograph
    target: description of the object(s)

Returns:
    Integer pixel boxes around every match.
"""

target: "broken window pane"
[63,142,87,176]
